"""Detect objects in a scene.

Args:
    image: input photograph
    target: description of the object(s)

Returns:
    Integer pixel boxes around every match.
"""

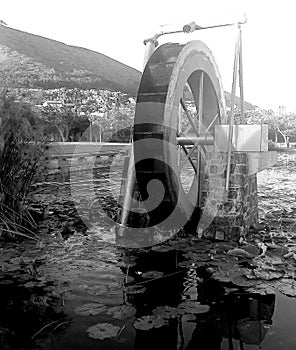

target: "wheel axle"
[177,134,214,146]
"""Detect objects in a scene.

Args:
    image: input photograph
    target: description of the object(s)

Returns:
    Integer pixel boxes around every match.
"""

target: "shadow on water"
[0,273,68,350]
[1,239,296,350]
[121,249,276,350]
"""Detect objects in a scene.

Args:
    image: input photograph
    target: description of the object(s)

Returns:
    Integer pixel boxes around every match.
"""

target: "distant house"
[43,100,63,108]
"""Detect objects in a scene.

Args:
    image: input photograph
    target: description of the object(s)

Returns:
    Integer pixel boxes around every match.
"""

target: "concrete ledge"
[46,142,130,156]
[247,151,278,175]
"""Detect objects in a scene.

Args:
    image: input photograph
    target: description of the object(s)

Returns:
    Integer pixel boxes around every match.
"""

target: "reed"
[0,92,47,240]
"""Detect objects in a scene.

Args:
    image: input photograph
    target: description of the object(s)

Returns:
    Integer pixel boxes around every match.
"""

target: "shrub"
[0,91,47,240]
[268,140,276,150]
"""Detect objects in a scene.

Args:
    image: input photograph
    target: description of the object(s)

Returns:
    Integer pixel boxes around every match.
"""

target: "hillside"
[225,91,257,111]
[0,25,141,94]
[0,25,257,109]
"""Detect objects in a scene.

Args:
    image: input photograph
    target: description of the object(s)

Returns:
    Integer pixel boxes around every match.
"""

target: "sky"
[1,0,296,111]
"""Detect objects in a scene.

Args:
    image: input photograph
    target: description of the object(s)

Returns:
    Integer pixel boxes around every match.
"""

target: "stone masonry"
[199,152,258,241]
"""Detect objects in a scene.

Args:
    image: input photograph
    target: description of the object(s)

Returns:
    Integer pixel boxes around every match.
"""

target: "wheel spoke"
[178,104,182,166]
[180,98,199,136]
[185,82,198,116]
[179,144,198,172]
[204,113,219,136]
[198,72,204,133]
[183,123,193,135]
[181,83,199,135]
[180,145,197,174]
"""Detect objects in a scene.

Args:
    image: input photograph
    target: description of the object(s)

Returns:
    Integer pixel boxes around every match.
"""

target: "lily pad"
[231,276,257,287]
[86,285,108,296]
[212,270,232,283]
[253,270,283,281]
[152,245,174,253]
[86,322,120,340]
[227,248,254,259]
[124,285,146,295]
[141,271,164,279]
[275,279,296,297]
[75,303,107,316]
[152,305,179,319]
[0,279,14,286]
[133,315,168,330]
[106,305,136,319]
[182,251,199,259]
[246,283,276,295]
[177,301,210,315]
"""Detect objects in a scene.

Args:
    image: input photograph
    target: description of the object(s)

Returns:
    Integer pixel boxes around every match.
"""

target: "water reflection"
[126,249,275,350]
[0,273,69,350]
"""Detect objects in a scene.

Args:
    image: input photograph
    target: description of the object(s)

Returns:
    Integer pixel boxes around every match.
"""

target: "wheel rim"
[134,40,226,229]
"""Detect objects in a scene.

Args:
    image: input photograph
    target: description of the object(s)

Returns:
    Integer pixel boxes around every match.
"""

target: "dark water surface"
[1,152,296,349]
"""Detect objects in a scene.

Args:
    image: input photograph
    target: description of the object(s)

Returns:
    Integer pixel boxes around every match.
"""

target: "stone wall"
[199,152,258,240]
[34,143,129,183]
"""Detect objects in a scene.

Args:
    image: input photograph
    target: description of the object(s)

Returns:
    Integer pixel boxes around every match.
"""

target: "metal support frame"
[225,24,245,191]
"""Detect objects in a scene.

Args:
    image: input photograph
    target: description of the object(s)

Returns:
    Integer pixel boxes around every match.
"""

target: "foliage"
[106,305,136,320]
[275,112,296,142]
[232,107,296,142]
[91,105,135,142]
[133,315,168,330]
[41,106,89,141]
[86,323,120,340]
[0,91,47,240]
[141,271,164,279]
[13,87,137,142]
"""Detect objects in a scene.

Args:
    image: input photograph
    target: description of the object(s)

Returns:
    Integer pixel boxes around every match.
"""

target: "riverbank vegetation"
[0,92,47,240]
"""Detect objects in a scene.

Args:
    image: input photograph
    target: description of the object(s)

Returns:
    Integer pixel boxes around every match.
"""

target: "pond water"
[1,151,296,350]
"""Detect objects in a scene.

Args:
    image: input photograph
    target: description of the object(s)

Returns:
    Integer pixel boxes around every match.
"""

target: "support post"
[225,26,241,191]
[239,27,245,120]
[119,146,136,229]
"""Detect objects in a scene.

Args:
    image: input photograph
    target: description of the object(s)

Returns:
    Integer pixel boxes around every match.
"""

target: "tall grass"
[0,91,47,240]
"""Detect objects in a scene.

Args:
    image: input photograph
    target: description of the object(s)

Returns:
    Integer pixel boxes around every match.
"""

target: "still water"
[1,152,296,349]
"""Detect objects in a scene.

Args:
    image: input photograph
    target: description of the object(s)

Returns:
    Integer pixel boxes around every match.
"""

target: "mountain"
[0,25,257,109]
[225,91,257,111]
[0,25,141,94]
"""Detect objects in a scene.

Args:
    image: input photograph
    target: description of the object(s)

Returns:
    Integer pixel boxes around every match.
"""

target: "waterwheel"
[133,40,227,230]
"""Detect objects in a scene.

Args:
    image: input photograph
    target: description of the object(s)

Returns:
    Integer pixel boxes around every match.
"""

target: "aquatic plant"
[0,91,47,240]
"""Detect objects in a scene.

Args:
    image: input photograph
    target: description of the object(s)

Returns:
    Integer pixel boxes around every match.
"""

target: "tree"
[89,103,135,142]
[41,106,89,141]
[274,112,296,144]
[232,108,296,144]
